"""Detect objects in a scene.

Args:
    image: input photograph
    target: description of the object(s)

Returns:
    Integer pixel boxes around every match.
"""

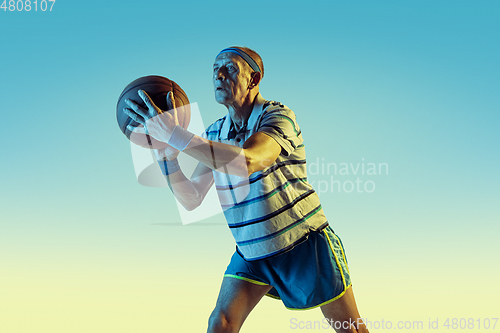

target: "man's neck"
[227,92,258,131]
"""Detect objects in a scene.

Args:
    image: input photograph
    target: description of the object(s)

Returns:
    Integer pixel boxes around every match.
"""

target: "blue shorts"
[224,225,351,310]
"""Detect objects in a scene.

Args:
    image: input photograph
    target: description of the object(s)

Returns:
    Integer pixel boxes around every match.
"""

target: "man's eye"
[227,66,235,71]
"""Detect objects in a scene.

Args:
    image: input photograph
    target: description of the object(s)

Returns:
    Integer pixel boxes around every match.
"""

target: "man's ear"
[249,72,262,88]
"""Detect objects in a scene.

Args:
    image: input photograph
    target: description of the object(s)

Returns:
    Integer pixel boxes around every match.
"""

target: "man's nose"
[216,69,226,81]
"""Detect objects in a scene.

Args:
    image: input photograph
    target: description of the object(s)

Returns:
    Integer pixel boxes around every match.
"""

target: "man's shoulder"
[263,100,287,111]
[260,99,297,121]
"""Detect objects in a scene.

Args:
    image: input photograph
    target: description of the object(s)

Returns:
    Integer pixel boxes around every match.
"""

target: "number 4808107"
[1,0,56,11]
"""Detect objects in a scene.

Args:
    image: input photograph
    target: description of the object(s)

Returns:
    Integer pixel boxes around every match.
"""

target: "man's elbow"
[246,157,274,176]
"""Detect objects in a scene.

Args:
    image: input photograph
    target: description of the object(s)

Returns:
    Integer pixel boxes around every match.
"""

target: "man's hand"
[124,90,190,145]
[125,90,191,160]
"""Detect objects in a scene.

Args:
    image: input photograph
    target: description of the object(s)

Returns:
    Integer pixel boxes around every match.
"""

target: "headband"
[216,47,261,73]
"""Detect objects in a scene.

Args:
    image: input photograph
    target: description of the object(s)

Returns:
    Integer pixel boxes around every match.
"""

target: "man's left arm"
[182,131,281,177]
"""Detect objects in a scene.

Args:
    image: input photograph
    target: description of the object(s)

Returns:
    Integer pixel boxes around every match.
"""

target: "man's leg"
[320,286,369,333]
[207,276,273,333]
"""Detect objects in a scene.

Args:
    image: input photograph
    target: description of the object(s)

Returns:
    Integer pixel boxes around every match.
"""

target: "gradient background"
[1,1,499,332]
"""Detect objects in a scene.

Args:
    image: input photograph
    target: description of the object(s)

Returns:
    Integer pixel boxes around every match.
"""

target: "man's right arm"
[160,159,214,211]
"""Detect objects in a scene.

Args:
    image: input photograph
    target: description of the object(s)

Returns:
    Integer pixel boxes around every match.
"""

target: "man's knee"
[207,309,238,333]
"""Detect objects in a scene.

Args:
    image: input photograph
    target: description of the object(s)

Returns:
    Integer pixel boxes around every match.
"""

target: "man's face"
[213,52,252,106]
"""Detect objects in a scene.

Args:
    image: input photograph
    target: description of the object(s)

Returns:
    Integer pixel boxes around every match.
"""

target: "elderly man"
[124,46,369,333]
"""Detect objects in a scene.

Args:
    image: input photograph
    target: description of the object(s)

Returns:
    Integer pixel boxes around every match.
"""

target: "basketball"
[116,75,190,148]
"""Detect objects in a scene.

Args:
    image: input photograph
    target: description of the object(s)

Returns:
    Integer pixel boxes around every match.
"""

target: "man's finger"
[124,98,142,111]
[166,91,177,111]
[138,90,160,113]
[165,91,182,128]
[167,92,191,129]
[124,98,150,120]
[123,107,146,126]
